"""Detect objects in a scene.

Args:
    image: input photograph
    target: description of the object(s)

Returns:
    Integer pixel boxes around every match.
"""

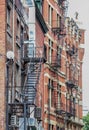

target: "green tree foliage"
[83,112,89,130]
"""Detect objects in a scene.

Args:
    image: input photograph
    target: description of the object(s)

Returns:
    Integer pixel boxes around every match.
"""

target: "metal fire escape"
[52,17,66,39]
[46,0,69,128]
[6,42,46,130]
[48,1,77,122]
[23,44,46,104]
[53,46,77,125]
[65,45,79,119]
[66,45,78,89]
[6,0,48,129]
[52,0,68,39]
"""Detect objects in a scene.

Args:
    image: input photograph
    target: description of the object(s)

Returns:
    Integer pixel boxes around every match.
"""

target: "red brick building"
[42,0,69,129]
[41,1,85,130]
[0,0,48,130]
[0,0,29,130]
[0,0,85,130]
[0,1,6,130]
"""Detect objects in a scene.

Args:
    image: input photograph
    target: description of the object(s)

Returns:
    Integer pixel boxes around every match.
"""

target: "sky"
[67,0,89,114]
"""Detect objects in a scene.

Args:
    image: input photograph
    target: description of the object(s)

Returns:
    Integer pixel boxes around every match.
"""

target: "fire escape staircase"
[23,62,41,104]
[22,45,46,104]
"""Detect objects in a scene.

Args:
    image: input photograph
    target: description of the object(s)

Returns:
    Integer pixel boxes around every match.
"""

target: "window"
[48,79,54,107]
[57,46,61,67]
[35,0,43,13]
[7,6,11,36]
[27,43,34,57]
[16,64,20,86]
[17,19,20,36]
[7,5,12,42]
[57,14,61,28]
[20,26,24,57]
[51,80,54,107]
[48,124,54,130]
[48,39,53,63]
[57,84,61,108]
[48,5,53,26]
[25,0,33,6]
[16,19,20,47]
[52,125,54,130]
[56,126,60,130]
[49,124,51,130]
[7,7,11,26]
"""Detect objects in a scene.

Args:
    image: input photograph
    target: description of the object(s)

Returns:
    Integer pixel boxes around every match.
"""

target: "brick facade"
[0,0,85,130]
[42,1,85,130]
[0,1,6,130]
[0,0,28,130]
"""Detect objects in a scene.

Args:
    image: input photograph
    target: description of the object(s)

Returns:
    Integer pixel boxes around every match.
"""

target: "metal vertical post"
[12,0,15,103]
[24,103,27,130]
[6,85,8,130]
[65,93,67,130]
[6,63,9,130]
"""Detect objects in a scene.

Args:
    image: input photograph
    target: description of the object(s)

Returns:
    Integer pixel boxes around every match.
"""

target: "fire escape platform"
[55,109,66,115]
[65,80,77,89]
[8,102,36,106]
[23,57,46,63]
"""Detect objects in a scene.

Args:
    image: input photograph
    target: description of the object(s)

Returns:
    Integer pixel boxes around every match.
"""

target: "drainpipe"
[12,0,15,103]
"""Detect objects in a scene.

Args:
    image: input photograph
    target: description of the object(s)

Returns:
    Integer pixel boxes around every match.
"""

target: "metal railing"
[52,20,66,36]
[23,45,47,63]
[48,56,61,68]
[55,102,76,116]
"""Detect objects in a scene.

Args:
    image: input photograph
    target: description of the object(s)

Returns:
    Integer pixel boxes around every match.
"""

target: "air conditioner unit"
[10,115,19,127]
[34,107,41,120]
[28,118,37,127]
[38,125,44,130]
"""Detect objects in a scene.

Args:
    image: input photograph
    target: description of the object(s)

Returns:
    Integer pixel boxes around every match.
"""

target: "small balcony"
[66,45,78,56]
[55,102,76,117]
[66,80,75,88]
[48,56,61,68]
[58,0,65,5]
[58,0,69,11]
[23,41,47,63]
[66,79,78,89]
[55,102,66,115]
[52,20,66,38]
[66,105,76,117]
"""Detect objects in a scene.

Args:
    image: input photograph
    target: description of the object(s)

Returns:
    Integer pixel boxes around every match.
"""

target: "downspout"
[12,0,15,103]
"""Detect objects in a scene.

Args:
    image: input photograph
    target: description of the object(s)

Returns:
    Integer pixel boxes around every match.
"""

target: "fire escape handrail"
[22,61,33,101]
